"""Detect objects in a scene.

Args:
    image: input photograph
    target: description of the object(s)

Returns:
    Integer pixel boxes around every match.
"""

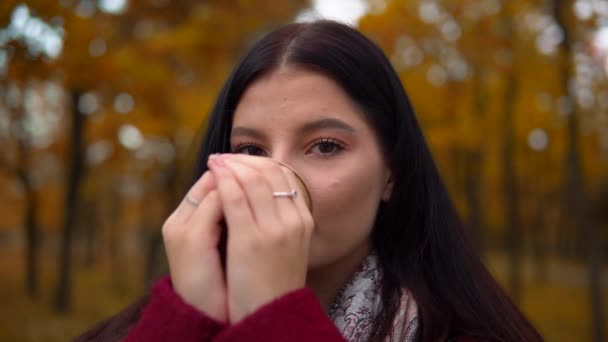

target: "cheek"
[302,161,385,249]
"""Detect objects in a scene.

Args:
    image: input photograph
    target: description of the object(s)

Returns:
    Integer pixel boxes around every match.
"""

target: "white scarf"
[329,254,419,342]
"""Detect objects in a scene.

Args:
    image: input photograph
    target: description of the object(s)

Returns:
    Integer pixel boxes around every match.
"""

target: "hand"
[207,154,315,324]
[162,170,228,322]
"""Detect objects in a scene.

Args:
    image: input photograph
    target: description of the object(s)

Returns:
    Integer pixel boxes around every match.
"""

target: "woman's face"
[231,66,393,270]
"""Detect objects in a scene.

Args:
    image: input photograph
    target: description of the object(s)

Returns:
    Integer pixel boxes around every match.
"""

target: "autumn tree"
[0,1,65,298]
[551,0,605,340]
[3,0,310,312]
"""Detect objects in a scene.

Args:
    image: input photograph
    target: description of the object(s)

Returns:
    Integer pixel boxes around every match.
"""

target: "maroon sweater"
[124,276,345,341]
[124,276,477,341]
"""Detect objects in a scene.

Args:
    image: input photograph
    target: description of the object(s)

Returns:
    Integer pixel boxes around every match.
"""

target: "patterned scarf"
[329,253,419,342]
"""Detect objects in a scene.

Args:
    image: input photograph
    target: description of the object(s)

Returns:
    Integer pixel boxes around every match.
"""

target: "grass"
[0,246,143,341]
[0,246,605,341]
[485,253,608,341]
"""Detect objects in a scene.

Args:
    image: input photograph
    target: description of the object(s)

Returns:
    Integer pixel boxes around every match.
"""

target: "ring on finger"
[272,189,298,198]
[185,195,200,207]
[273,161,313,213]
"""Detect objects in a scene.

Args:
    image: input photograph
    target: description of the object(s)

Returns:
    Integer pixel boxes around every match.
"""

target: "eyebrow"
[230,118,357,139]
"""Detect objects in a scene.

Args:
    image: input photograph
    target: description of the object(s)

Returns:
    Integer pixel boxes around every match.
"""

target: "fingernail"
[212,156,225,167]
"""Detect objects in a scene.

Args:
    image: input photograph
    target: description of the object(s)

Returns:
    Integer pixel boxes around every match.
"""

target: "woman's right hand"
[161,171,227,322]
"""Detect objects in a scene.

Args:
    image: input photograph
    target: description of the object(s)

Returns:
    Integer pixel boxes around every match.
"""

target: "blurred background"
[0,0,607,341]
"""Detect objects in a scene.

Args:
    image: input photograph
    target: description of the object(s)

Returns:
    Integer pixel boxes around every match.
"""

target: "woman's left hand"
[207,153,315,324]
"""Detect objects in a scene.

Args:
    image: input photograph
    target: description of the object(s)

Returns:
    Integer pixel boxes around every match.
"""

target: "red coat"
[124,276,477,341]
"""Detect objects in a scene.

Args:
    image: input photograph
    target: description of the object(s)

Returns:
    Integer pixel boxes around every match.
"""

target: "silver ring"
[272,189,298,198]
[185,196,200,207]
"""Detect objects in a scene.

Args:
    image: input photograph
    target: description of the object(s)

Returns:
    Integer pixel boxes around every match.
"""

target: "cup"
[216,158,313,270]
[273,160,313,214]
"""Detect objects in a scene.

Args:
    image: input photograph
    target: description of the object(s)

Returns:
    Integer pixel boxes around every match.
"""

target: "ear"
[381,172,394,202]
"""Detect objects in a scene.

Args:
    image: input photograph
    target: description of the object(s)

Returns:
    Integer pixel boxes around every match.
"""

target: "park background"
[1,0,607,341]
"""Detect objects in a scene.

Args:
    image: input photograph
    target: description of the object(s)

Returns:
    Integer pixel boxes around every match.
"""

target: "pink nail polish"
[213,156,225,167]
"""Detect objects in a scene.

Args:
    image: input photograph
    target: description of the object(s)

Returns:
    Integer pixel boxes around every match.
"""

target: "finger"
[224,156,300,231]
[227,155,311,216]
[173,171,216,223]
[278,166,314,230]
[187,190,224,247]
[208,157,257,236]
[221,158,282,229]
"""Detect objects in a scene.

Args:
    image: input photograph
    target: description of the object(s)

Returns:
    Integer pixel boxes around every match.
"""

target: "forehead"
[232,66,369,131]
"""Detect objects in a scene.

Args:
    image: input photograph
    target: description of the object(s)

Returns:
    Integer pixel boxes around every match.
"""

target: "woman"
[77,20,542,341]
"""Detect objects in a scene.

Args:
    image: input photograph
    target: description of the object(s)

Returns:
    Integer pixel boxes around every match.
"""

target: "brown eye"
[233,144,267,156]
[309,138,345,157]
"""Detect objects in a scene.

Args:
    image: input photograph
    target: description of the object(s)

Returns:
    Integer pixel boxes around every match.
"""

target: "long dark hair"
[77,20,542,341]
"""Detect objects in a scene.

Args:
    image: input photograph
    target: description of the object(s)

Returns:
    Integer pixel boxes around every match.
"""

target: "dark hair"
[77,20,542,341]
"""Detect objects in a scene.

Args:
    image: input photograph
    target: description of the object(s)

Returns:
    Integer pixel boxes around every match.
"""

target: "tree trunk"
[145,163,179,284]
[465,50,488,254]
[108,191,128,296]
[502,66,522,303]
[24,182,39,297]
[464,150,484,251]
[498,2,523,303]
[18,168,39,298]
[553,1,605,340]
[144,229,164,285]
[15,133,40,298]
[83,199,98,268]
[55,91,86,312]
[531,186,549,284]
[3,90,42,298]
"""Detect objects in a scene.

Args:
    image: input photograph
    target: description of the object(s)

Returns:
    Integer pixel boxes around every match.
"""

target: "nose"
[268,149,293,168]
[266,146,305,178]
